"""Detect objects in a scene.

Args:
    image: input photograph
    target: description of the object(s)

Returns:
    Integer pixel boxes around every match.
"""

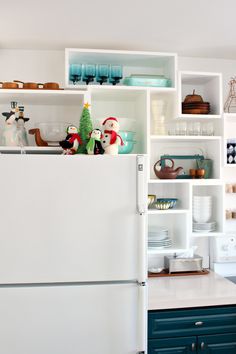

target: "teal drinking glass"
[96,64,109,85]
[70,64,82,84]
[82,64,96,85]
[109,65,123,85]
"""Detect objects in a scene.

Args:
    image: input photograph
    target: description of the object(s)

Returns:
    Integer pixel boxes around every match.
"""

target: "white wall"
[0,49,64,85]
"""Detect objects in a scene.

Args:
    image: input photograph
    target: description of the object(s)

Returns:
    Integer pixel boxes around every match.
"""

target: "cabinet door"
[198,333,236,353]
[148,337,196,354]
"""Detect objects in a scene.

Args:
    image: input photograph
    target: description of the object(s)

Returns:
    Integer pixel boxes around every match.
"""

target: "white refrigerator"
[0,154,147,354]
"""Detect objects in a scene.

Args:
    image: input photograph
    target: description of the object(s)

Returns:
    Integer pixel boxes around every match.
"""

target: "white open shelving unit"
[0,48,227,270]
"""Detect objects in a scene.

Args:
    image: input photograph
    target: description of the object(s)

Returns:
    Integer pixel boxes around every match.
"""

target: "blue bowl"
[119,130,136,141]
[119,140,136,154]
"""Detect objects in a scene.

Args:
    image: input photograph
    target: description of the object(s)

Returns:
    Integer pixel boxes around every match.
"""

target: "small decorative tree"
[78,102,93,154]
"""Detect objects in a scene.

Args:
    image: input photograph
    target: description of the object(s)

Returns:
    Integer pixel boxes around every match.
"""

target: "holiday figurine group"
[2,101,30,147]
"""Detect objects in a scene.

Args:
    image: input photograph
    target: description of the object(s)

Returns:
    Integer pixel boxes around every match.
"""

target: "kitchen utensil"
[123,74,171,87]
[148,194,156,208]
[118,140,136,154]
[13,80,41,89]
[196,159,213,178]
[159,154,204,179]
[119,130,136,141]
[183,90,204,103]
[42,82,61,90]
[153,158,183,179]
[164,254,203,273]
[182,90,210,114]
[35,122,70,146]
[154,198,178,210]
[28,128,48,146]
[196,169,205,178]
[193,221,216,232]
[0,81,19,89]
[96,64,109,85]
[70,64,82,84]
[109,65,123,85]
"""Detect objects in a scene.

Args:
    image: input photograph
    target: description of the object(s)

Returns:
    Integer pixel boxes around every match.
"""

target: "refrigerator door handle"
[137,155,147,215]
[137,155,147,284]
[137,284,147,354]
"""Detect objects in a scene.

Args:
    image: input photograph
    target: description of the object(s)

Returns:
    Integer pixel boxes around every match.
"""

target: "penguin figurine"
[86,129,104,155]
[2,101,19,146]
[59,125,82,155]
[15,106,30,146]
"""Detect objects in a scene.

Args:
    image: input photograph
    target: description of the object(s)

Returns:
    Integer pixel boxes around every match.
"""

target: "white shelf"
[150,135,221,141]
[148,209,189,215]
[0,89,85,105]
[191,232,224,237]
[148,248,187,255]
[149,179,223,185]
[178,114,222,119]
[0,146,62,154]
[68,84,176,93]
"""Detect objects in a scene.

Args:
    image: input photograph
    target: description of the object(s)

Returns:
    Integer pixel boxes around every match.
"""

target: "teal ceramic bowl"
[119,130,136,141]
[119,140,136,154]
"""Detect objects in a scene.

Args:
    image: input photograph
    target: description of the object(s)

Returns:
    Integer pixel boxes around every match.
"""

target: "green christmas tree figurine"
[78,102,93,154]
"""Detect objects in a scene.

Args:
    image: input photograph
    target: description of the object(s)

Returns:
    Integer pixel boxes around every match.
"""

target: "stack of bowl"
[193,195,216,232]
[193,196,212,222]
[118,130,136,154]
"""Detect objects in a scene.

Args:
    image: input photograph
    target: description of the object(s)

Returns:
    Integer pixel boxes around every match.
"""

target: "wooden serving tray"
[148,269,209,277]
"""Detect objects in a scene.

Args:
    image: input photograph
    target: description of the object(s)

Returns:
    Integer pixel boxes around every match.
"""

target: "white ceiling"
[1,0,235,59]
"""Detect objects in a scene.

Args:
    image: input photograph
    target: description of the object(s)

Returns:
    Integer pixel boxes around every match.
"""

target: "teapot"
[154,158,183,179]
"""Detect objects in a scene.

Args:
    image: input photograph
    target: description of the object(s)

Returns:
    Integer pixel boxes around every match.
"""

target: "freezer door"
[0,283,143,354]
[0,155,146,283]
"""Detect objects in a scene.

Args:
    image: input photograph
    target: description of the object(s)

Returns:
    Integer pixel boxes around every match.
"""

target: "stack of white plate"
[148,227,172,249]
[193,221,216,233]
[193,196,212,223]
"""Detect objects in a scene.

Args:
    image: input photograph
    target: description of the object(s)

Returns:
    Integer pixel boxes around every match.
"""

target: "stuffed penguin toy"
[59,125,82,155]
[86,129,104,155]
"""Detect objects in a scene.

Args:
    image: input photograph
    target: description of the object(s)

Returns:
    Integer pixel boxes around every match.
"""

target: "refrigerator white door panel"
[0,155,145,283]
[0,283,140,354]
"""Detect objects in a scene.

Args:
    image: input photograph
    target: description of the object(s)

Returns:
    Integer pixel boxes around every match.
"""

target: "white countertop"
[148,271,236,310]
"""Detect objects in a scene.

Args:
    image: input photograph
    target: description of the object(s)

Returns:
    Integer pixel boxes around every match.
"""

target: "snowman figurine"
[101,117,124,155]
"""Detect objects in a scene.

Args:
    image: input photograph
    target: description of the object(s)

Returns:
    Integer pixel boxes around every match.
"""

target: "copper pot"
[0,81,19,89]
[14,80,42,89]
[43,82,60,90]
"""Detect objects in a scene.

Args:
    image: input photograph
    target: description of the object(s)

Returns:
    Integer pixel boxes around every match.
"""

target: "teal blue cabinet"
[149,336,196,353]
[148,306,236,354]
[198,333,236,353]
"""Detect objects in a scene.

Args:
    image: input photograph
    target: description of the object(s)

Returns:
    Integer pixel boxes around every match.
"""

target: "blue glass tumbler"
[70,64,82,84]
[82,64,96,85]
[109,65,123,85]
[96,64,109,85]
